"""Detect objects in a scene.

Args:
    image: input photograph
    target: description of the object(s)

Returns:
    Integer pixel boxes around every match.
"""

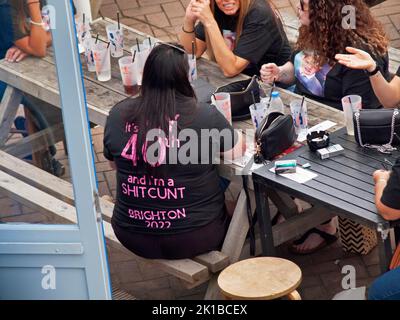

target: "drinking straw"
[268,79,276,104]
[95,34,99,44]
[192,41,195,59]
[107,41,111,49]
[83,13,85,24]
[117,12,120,30]
[251,90,257,110]
[148,37,152,47]
[136,38,140,52]
[132,50,136,63]
[300,96,305,113]
[348,96,353,106]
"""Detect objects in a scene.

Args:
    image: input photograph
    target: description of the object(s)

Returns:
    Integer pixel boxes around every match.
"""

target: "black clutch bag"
[254,112,297,163]
[353,108,400,153]
[214,75,260,121]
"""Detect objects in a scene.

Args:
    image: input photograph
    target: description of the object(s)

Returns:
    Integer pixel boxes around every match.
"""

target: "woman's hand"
[191,0,215,27]
[335,47,377,72]
[373,169,391,184]
[184,0,198,24]
[260,63,280,84]
[5,46,28,62]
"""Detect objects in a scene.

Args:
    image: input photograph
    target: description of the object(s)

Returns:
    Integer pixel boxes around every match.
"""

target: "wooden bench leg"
[204,274,223,300]
[0,86,23,147]
[287,290,301,300]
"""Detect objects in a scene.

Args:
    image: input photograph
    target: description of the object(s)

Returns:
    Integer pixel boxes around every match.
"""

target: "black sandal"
[289,227,338,255]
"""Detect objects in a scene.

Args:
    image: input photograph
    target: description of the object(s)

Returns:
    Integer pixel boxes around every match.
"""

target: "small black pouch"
[254,112,297,163]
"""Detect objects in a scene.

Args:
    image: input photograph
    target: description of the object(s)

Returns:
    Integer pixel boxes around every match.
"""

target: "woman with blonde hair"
[179,0,291,77]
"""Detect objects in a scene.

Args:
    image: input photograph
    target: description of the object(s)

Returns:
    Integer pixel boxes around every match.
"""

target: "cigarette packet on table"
[274,160,297,174]
[317,144,344,160]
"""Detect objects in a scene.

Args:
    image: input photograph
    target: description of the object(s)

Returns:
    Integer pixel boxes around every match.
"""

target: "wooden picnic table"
[1,16,395,298]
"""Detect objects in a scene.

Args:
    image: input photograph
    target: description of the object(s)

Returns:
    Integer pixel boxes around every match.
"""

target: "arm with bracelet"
[178,0,207,58]
[373,160,400,221]
[335,47,400,108]
[12,0,51,57]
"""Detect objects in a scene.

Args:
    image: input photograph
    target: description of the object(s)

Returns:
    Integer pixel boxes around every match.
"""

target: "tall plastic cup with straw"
[131,39,151,85]
[106,13,124,58]
[119,56,139,96]
[83,37,96,72]
[341,95,362,136]
[75,14,91,54]
[188,41,197,82]
[249,90,266,130]
[290,96,308,139]
[93,42,111,82]
[211,93,232,124]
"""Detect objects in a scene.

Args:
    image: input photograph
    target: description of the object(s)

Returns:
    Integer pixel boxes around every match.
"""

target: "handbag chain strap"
[355,109,399,154]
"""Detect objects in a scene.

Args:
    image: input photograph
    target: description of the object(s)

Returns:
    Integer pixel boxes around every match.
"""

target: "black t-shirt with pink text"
[103,95,237,235]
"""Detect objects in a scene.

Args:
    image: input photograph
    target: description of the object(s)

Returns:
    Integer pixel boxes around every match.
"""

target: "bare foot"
[291,220,337,253]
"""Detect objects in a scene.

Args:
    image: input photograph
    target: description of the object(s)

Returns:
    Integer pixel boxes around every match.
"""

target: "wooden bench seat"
[0,150,239,294]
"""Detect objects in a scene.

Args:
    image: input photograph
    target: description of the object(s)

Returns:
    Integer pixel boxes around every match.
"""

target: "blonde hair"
[205,0,281,61]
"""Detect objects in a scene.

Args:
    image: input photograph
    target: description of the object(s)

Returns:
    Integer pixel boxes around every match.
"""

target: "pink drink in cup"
[93,42,111,82]
[119,56,140,96]
[341,95,362,136]
[106,24,124,58]
[212,93,232,124]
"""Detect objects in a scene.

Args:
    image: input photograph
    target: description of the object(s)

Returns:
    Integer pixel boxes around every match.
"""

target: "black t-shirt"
[103,96,237,235]
[290,49,389,110]
[381,157,400,210]
[195,0,291,76]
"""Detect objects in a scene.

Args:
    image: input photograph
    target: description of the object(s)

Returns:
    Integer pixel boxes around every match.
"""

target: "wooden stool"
[217,257,302,300]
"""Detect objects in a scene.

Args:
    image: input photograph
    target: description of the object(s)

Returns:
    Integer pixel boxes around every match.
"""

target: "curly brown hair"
[297,0,388,66]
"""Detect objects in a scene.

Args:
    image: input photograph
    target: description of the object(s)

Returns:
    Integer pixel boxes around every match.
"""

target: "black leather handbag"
[254,111,297,163]
[214,75,260,121]
[353,108,400,153]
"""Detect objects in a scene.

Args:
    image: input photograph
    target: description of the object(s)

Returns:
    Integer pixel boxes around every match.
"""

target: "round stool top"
[218,257,302,300]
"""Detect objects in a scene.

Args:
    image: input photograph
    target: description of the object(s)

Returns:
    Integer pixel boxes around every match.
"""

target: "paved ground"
[98,0,400,48]
[0,0,397,300]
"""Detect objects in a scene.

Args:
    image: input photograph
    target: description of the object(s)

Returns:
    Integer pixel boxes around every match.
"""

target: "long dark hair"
[297,0,388,66]
[126,43,196,173]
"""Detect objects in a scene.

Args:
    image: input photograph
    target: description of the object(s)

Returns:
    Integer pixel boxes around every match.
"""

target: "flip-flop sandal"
[289,227,338,255]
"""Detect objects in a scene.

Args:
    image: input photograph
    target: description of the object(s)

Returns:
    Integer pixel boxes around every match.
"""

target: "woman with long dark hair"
[260,0,390,254]
[179,0,291,77]
[103,43,245,259]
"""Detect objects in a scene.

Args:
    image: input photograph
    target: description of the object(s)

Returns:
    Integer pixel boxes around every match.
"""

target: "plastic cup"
[93,43,111,82]
[290,99,308,137]
[249,103,267,130]
[119,56,140,96]
[188,56,197,83]
[341,95,362,136]
[106,24,124,58]
[212,93,232,124]
[41,7,51,31]
[83,37,96,72]
[75,16,91,54]
[131,44,150,85]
